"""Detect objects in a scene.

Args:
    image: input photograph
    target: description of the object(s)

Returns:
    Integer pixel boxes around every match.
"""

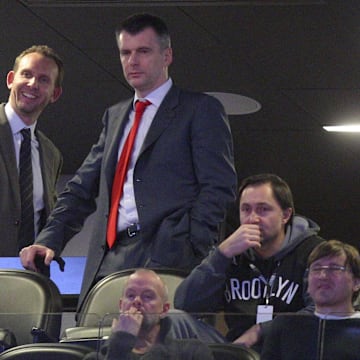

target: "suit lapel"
[0,104,21,204]
[140,85,179,156]
[104,99,133,191]
[104,86,179,189]
[37,130,52,214]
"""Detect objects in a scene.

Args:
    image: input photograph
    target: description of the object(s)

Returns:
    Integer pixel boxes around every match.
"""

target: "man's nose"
[248,212,260,223]
[27,77,38,88]
[318,268,329,278]
[128,52,138,64]
[132,295,142,306]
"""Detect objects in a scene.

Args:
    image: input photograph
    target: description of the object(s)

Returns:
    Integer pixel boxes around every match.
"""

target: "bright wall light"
[323,124,360,132]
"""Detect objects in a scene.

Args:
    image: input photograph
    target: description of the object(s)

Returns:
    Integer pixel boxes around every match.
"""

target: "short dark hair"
[115,13,171,50]
[238,174,295,221]
[13,45,64,87]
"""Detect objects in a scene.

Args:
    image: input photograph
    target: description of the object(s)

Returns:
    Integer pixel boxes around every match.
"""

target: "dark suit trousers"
[95,231,152,281]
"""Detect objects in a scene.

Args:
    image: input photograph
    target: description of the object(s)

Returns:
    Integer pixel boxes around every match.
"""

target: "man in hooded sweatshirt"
[175,173,324,351]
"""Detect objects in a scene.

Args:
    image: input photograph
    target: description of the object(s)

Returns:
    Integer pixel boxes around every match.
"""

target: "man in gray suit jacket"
[0,45,63,256]
[21,14,237,312]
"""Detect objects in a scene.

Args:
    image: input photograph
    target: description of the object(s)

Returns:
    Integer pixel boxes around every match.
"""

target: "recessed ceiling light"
[205,92,261,115]
[323,125,360,132]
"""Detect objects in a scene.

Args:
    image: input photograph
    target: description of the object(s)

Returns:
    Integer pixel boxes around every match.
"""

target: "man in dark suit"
[20,14,237,312]
[0,45,63,256]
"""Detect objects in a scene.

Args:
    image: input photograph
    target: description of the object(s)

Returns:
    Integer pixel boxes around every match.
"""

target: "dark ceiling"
[1,0,359,248]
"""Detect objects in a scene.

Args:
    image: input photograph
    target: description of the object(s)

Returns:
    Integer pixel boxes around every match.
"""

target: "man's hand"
[19,245,54,272]
[112,306,143,336]
[232,323,262,348]
[218,224,261,258]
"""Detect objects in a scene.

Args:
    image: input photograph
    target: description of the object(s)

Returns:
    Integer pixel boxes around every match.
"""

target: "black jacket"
[261,314,360,360]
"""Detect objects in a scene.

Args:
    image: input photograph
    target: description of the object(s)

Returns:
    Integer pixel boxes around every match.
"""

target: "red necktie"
[106,100,151,249]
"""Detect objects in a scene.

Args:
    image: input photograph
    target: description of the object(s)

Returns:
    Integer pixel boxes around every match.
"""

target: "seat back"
[209,343,260,360]
[63,309,226,346]
[320,318,360,360]
[77,268,188,327]
[0,269,62,345]
[0,343,92,360]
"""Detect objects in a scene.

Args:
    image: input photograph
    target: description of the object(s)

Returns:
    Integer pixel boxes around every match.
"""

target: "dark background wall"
[1,0,359,252]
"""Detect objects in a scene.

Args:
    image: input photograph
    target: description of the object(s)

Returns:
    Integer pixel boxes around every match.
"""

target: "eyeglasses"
[308,265,348,276]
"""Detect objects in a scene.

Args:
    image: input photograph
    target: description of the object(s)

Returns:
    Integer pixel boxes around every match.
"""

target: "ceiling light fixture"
[323,124,360,133]
[205,92,261,115]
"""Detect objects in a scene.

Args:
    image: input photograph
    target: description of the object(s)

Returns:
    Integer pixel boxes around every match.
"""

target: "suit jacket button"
[14,220,20,226]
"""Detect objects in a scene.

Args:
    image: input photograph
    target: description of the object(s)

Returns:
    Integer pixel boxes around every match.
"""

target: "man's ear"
[6,71,15,89]
[160,302,170,319]
[282,207,293,225]
[50,86,62,103]
[353,278,360,292]
[163,47,173,67]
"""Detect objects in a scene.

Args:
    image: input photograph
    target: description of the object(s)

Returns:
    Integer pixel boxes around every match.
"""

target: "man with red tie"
[20,13,237,313]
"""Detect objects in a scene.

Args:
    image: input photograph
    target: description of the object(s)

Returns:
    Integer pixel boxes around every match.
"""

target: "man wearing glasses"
[262,239,360,360]
[307,239,360,318]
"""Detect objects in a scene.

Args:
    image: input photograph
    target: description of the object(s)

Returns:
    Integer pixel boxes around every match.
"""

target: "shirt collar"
[133,78,173,109]
[5,102,36,136]
[315,311,359,319]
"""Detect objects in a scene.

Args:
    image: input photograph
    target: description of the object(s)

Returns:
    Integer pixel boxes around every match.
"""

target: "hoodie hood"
[274,214,320,260]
